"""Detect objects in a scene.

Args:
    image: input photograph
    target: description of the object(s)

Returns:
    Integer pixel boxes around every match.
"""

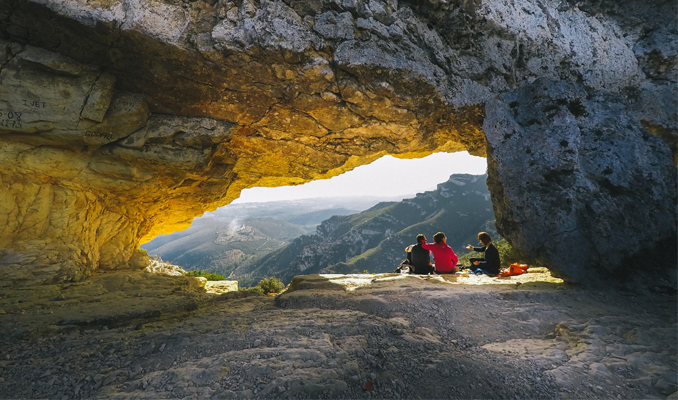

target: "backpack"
[498,263,529,277]
[394,259,413,274]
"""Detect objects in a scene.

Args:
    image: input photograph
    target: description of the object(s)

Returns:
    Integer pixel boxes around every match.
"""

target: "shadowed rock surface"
[484,79,678,284]
[0,0,676,285]
[0,272,675,399]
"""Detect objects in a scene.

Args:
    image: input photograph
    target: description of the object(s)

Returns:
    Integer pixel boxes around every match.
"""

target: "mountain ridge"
[141,197,402,279]
[242,174,497,285]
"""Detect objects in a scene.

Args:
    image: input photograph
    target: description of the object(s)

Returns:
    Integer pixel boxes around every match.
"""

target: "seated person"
[406,234,434,275]
[421,232,458,274]
[465,232,501,275]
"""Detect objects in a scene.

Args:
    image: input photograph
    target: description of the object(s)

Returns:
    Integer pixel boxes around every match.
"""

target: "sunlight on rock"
[320,267,564,291]
[319,273,410,291]
[205,280,239,294]
[445,267,565,286]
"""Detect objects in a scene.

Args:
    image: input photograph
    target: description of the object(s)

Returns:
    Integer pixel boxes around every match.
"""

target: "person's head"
[433,232,446,244]
[478,232,492,246]
[416,234,426,244]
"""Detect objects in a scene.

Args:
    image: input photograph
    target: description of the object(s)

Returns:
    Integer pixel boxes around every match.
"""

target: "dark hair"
[416,234,426,244]
[478,232,492,245]
[433,232,445,244]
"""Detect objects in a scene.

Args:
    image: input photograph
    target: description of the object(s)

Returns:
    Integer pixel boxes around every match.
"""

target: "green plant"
[363,270,369,274]
[257,277,284,294]
[458,239,541,268]
[458,249,483,266]
[184,270,226,281]
[239,286,264,294]
[494,238,542,267]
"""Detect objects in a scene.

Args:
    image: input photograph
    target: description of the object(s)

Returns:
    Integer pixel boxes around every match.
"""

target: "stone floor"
[0,270,675,399]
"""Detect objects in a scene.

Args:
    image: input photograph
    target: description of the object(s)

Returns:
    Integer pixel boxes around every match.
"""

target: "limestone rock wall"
[484,79,677,283]
[0,0,675,284]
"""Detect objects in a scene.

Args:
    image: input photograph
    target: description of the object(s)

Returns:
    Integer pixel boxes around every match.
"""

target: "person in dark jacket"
[466,232,501,275]
[406,234,434,274]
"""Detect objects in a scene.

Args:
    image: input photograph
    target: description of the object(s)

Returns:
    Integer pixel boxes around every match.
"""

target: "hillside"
[143,217,306,276]
[243,174,498,285]
[141,197,399,279]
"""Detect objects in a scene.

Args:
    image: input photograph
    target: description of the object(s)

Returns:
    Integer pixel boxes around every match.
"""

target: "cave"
[1,1,677,399]
[0,0,676,289]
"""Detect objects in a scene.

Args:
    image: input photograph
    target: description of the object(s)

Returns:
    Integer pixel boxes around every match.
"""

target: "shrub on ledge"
[184,270,226,281]
[257,277,285,294]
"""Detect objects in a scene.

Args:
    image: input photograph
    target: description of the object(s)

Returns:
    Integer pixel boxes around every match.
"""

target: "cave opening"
[141,151,497,288]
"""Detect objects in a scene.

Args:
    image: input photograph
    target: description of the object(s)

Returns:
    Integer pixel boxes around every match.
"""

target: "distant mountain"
[142,217,306,274]
[242,174,498,285]
[141,197,403,279]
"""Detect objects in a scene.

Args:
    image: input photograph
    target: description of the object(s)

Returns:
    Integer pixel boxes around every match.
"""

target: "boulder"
[205,280,239,294]
[484,79,677,283]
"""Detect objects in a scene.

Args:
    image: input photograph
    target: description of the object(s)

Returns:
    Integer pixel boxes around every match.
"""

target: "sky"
[232,151,488,203]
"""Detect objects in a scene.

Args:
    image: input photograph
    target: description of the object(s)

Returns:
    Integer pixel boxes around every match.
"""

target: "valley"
[143,175,499,286]
[142,197,404,285]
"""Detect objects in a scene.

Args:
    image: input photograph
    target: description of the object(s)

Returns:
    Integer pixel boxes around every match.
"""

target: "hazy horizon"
[232,152,487,204]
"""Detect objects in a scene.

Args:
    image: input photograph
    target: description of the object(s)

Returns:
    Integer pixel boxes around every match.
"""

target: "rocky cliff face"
[0,0,675,285]
[484,79,677,283]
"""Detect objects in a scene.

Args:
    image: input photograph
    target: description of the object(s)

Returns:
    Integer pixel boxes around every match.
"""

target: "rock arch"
[0,0,675,286]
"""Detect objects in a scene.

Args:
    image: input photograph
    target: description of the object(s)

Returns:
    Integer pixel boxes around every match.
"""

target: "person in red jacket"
[421,232,458,274]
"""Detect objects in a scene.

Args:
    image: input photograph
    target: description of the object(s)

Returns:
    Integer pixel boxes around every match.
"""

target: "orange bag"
[498,263,529,277]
